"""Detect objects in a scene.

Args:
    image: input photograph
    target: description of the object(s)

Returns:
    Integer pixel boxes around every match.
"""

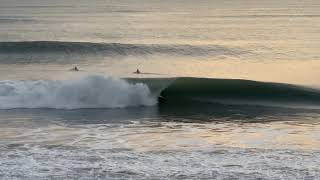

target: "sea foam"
[0,75,156,109]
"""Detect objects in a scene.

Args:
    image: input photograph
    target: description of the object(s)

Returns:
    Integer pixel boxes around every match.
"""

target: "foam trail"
[0,75,156,109]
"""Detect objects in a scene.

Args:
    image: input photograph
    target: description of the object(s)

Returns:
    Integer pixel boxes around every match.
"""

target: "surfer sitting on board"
[134,69,140,74]
[73,66,79,71]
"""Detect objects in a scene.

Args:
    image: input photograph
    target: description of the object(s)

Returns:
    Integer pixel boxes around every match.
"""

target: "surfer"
[73,66,79,71]
[134,69,140,74]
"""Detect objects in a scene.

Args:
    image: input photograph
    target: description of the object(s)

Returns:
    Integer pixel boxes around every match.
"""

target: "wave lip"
[0,75,156,109]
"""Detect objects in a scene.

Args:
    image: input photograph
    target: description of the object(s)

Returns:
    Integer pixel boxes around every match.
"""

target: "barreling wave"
[0,41,246,56]
[0,75,156,109]
[153,77,320,109]
[0,76,319,110]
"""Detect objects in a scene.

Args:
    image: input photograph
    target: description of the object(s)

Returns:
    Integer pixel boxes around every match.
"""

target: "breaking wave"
[0,76,319,110]
[0,75,156,109]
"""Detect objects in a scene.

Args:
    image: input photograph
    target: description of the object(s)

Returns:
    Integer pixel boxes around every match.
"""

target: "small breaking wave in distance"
[0,75,156,109]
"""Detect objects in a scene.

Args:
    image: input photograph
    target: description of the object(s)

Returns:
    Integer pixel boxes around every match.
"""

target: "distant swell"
[0,41,246,56]
[0,76,156,109]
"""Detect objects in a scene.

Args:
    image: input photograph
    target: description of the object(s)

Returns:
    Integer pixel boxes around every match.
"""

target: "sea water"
[0,0,320,179]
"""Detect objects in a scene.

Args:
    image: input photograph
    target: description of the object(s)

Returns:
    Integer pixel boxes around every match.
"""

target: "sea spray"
[0,75,156,109]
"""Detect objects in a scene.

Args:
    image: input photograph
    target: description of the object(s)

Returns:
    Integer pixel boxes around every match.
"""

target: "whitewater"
[0,75,155,109]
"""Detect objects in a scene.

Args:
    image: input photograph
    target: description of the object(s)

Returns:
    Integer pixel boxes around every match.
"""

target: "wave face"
[0,41,246,56]
[0,76,156,109]
[154,77,320,108]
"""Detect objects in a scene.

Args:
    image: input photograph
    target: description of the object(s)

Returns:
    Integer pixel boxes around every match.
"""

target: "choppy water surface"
[1,107,320,179]
[1,0,320,179]
[1,90,320,180]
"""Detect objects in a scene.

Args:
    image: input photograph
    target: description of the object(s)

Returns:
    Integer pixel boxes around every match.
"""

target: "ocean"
[0,0,320,179]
